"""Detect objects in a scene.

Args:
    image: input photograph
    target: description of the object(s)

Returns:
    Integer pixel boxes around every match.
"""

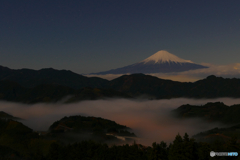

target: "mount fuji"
[92,50,208,74]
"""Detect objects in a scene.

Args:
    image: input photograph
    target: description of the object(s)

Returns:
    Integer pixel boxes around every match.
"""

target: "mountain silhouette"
[1,65,240,103]
[91,50,208,74]
[0,65,109,89]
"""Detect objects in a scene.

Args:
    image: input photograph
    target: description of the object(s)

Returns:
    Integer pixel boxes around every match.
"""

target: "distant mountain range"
[0,65,109,89]
[91,50,208,74]
[1,65,240,103]
[108,74,240,99]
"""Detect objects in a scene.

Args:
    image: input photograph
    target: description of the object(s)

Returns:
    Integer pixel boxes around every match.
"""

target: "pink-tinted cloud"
[86,63,240,82]
[0,98,239,145]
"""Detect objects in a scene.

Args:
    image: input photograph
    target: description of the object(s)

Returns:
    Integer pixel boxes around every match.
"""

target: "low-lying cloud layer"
[87,63,240,82]
[0,98,239,145]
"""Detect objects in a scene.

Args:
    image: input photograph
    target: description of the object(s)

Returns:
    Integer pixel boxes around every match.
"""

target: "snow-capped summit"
[142,50,193,64]
[91,50,208,74]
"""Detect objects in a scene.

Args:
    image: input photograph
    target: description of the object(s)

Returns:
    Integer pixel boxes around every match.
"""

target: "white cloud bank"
[87,63,240,82]
[0,98,239,145]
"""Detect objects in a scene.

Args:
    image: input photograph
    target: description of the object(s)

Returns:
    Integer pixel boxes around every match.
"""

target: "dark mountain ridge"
[172,102,240,124]
[1,65,240,103]
[110,74,240,98]
[0,65,109,89]
[109,74,190,98]
[0,80,130,103]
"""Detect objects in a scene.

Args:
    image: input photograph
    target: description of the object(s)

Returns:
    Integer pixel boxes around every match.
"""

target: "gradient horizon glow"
[1,1,240,75]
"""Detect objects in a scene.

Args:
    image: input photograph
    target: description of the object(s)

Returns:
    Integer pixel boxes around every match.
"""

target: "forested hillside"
[1,65,240,103]
[0,111,239,159]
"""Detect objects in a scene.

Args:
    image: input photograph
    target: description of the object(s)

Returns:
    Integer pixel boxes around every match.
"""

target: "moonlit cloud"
[86,63,240,82]
[149,63,240,82]
[180,63,240,77]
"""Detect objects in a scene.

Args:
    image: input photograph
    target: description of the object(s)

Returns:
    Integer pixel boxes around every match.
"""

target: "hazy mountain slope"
[172,102,240,144]
[193,124,240,143]
[49,115,130,132]
[0,111,21,120]
[48,115,136,144]
[171,102,240,124]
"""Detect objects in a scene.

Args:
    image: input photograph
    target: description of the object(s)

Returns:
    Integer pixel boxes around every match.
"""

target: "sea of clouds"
[87,63,240,82]
[0,98,239,145]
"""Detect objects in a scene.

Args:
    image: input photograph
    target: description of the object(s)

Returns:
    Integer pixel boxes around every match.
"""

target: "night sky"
[1,0,240,74]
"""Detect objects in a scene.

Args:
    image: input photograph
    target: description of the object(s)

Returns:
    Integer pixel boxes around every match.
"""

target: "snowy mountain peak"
[90,50,208,75]
[142,50,193,64]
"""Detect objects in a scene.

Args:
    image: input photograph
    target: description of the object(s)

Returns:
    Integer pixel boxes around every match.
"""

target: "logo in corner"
[210,151,215,157]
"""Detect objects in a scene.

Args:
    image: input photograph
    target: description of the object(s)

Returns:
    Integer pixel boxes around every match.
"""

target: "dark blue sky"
[1,0,240,74]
